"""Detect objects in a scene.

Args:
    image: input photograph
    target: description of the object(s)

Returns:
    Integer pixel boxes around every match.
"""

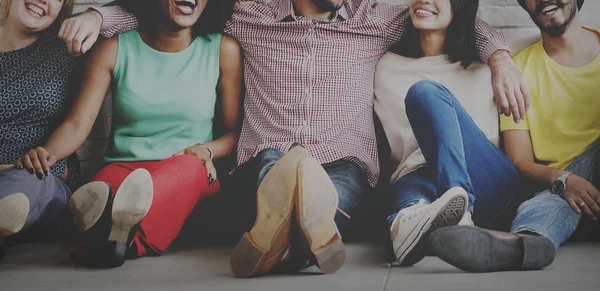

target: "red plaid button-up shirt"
[95,0,509,187]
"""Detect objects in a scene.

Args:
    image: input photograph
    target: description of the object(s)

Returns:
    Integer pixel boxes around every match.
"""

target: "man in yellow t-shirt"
[426,0,600,273]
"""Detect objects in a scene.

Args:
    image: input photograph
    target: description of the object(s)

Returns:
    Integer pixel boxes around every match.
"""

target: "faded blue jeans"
[511,144,600,250]
[387,80,520,230]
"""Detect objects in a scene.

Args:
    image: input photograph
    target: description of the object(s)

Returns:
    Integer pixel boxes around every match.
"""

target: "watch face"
[552,181,565,195]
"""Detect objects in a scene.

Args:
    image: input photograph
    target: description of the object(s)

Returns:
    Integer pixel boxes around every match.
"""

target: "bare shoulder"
[220,35,241,59]
[86,36,119,71]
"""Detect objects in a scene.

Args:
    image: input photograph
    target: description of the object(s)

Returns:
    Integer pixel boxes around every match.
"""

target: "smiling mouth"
[25,3,45,17]
[174,0,198,15]
[540,4,560,15]
[415,9,437,17]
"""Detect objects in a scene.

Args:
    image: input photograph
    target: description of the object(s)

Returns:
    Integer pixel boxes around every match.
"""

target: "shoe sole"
[69,182,111,232]
[394,187,467,264]
[230,147,308,278]
[0,193,30,238]
[296,157,346,274]
[430,226,556,272]
[108,169,154,243]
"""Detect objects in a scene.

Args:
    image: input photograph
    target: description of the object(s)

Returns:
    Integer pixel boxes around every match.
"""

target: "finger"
[566,198,581,214]
[520,81,531,111]
[62,22,76,54]
[15,158,23,170]
[506,88,520,123]
[37,149,50,176]
[583,192,600,219]
[66,25,82,56]
[493,83,510,116]
[513,87,526,121]
[575,197,595,218]
[23,155,35,173]
[71,27,85,57]
[59,20,70,41]
[80,31,98,55]
[173,150,185,157]
[29,152,44,176]
[46,154,57,176]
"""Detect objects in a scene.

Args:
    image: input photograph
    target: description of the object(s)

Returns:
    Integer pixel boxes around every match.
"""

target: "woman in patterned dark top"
[0,0,76,261]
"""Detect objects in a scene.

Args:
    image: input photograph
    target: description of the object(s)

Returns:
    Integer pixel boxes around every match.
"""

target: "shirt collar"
[277,0,352,22]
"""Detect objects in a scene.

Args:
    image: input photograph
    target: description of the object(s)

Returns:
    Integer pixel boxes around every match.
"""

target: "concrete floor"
[1,239,597,291]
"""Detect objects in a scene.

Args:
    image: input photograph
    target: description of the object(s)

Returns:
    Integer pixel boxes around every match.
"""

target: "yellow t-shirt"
[500,27,600,170]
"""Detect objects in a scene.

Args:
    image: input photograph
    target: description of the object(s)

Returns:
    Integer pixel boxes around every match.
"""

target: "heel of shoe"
[522,236,556,270]
[69,182,111,232]
[311,234,346,274]
[231,233,268,278]
[109,169,153,243]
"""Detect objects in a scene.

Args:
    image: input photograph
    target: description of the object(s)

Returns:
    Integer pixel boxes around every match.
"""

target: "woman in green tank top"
[20,0,242,268]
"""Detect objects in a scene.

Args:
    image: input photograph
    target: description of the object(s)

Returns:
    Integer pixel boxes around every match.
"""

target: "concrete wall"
[71,0,600,182]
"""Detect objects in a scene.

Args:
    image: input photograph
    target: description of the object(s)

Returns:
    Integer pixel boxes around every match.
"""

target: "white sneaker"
[390,187,468,264]
[458,211,474,226]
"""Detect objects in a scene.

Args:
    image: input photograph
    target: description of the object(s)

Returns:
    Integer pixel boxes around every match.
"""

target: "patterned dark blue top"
[0,34,78,186]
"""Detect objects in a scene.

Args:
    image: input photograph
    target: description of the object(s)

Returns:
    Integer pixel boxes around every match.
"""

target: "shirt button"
[303,121,309,127]
[305,87,310,95]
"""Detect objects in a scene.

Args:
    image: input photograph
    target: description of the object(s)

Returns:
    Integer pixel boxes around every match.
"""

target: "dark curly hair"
[120,0,236,40]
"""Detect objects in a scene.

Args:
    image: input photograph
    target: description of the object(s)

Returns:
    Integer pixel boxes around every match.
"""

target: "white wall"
[71,0,600,181]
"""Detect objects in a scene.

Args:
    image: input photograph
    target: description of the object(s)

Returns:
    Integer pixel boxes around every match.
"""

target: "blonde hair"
[0,0,75,33]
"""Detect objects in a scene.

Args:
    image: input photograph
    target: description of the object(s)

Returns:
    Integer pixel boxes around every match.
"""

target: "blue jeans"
[0,168,72,238]
[511,144,600,250]
[387,80,520,230]
[231,148,372,238]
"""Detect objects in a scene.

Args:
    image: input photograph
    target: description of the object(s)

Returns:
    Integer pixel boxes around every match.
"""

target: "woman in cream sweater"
[374,0,520,266]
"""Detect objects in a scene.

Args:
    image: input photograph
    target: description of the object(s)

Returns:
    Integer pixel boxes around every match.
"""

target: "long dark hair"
[390,0,479,68]
[120,0,236,40]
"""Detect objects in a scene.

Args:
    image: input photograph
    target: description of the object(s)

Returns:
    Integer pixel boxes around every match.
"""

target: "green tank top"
[105,30,221,163]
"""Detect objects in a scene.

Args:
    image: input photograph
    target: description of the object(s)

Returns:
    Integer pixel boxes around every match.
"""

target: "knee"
[517,192,572,217]
[405,80,448,110]
[174,154,207,172]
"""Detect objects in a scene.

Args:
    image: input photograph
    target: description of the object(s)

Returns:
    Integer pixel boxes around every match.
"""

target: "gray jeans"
[0,168,72,234]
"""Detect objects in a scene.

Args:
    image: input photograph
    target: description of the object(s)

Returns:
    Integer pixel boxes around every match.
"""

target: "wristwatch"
[551,171,572,196]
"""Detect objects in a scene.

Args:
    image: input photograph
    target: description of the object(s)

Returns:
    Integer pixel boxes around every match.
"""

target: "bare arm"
[204,35,243,160]
[173,35,243,184]
[17,37,117,176]
[504,130,600,219]
[503,130,561,187]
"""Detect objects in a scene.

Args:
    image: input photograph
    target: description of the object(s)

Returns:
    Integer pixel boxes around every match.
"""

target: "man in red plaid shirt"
[59,0,529,277]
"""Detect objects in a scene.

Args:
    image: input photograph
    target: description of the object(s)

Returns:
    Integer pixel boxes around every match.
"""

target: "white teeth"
[542,5,558,13]
[26,4,43,17]
[416,9,434,16]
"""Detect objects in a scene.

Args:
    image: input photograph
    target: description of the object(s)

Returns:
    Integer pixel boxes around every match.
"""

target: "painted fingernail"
[36,173,43,180]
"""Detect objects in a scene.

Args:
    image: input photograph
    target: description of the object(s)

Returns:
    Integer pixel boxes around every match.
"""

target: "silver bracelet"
[196,143,213,160]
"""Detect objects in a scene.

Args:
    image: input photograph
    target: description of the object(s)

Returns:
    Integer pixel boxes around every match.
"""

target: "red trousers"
[93,154,219,257]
